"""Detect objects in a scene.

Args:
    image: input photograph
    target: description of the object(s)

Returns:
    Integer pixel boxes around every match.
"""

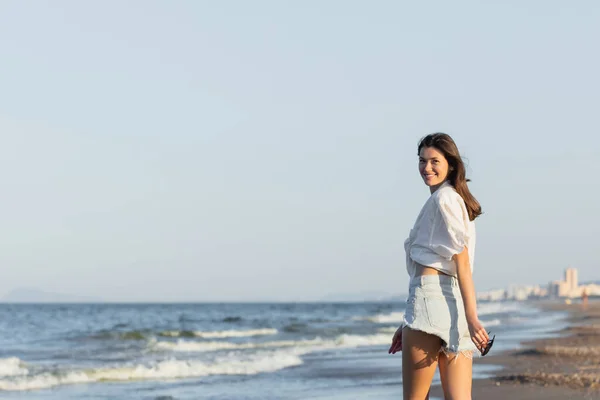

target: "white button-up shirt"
[404,181,476,278]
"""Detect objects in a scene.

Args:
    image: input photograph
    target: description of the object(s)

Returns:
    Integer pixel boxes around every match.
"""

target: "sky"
[1,1,599,302]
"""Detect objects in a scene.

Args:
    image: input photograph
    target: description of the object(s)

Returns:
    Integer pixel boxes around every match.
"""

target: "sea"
[0,300,566,399]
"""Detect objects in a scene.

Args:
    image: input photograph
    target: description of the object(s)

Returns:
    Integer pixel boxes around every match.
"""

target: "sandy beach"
[430,299,600,399]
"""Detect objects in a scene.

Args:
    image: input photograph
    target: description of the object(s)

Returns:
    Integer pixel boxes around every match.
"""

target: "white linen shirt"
[404,181,476,278]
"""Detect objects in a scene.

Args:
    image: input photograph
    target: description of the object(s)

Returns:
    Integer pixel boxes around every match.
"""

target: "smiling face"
[419,146,450,192]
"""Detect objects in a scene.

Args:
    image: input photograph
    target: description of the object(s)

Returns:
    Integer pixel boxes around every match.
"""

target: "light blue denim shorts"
[402,274,478,358]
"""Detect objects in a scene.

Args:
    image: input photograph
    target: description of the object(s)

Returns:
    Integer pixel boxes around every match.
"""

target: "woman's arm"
[454,246,489,353]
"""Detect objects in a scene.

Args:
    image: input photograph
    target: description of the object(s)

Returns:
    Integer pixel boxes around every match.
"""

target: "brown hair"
[418,133,482,221]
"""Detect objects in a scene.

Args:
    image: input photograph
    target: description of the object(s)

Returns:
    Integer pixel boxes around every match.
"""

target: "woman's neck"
[429,180,448,194]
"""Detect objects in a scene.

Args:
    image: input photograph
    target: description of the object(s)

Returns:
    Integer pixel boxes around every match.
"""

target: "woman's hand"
[388,325,403,354]
[467,317,489,354]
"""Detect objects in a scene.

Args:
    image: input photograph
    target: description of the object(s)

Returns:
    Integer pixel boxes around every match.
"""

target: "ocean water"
[0,301,565,399]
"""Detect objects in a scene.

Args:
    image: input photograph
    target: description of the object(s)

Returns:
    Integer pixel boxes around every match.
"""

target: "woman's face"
[419,146,449,189]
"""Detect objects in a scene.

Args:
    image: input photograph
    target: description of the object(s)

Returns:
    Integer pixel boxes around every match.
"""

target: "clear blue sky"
[1,1,599,301]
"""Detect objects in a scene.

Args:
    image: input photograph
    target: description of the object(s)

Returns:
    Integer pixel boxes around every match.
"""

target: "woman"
[388,133,492,399]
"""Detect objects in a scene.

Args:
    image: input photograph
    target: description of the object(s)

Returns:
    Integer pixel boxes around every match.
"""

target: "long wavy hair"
[418,133,482,221]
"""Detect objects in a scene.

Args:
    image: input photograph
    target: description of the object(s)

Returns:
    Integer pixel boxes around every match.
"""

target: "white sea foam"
[354,312,404,323]
[0,371,90,391]
[508,316,528,324]
[160,329,277,339]
[0,358,28,377]
[477,302,521,316]
[152,331,392,354]
[0,352,302,392]
[481,318,501,327]
[154,340,246,352]
[152,337,324,353]
[0,329,397,392]
[332,333,391,347]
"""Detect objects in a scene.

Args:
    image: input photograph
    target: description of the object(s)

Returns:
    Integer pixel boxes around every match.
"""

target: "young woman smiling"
[389,133,493,400]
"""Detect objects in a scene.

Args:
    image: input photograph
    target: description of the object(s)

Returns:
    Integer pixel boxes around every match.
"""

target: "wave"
[89,330,151,340]
[481,316,530,328]
[0,353,302,392]
[0,328,398,391]
[159,329,278,339]
[477,302,522,316]
[88,328,277,341]
[333,333,392,347]
[0,358,28,378]
[157,330,197,338]
[151,337,324,353]
[481,318,501,327]
[151,331,394,354]
[353,312,404,323]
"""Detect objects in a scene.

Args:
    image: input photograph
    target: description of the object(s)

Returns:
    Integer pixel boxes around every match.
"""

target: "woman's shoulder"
[432,182,472,225]
[432,182,463,206]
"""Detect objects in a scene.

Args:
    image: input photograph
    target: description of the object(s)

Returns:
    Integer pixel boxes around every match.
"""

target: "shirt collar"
[430,180,452,196]
[440,180,452,189]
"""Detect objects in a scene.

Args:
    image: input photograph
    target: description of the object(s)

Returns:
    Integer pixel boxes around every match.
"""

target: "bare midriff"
[414,263,450,277]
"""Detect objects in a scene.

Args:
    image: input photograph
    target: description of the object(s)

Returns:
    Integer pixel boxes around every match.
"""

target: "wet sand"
[430,299,600,399]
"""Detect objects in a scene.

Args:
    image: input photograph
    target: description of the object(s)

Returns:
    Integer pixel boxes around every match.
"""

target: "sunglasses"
[481,331,495,356]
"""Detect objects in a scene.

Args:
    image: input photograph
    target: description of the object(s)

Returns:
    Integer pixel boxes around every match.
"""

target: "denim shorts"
[402,274,478,358]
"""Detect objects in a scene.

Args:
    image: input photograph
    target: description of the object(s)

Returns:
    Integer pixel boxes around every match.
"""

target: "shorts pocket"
[403,296,416,324]
[424,296,452,330]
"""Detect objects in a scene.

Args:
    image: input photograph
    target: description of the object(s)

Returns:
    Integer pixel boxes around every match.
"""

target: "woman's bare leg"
[438,351,473,400]
[402,327,442,400]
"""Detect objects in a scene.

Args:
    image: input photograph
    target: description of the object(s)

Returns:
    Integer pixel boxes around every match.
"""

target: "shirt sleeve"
[429,193,470,259]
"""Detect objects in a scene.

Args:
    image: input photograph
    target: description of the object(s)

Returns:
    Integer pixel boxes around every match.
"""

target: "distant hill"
[1,288,102,303]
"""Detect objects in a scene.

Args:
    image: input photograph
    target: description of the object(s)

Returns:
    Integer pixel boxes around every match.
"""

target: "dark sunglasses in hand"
[481,331,495,356]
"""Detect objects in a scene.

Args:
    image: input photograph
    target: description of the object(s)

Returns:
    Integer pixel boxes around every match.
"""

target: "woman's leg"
[402,327,442,400]
[438,351,473,400]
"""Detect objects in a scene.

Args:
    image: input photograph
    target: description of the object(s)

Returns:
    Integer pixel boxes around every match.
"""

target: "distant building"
[578,283,600,297]
[477,266,591,302]
[531,286,548,298]
[507,284,545,301]
[477,289,506,302]
[548,280,570,297]
[548,267,582,298]
[565,267,578,293]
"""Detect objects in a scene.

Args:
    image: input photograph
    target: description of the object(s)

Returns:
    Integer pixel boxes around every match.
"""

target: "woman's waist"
[414,263,452,277]
[409,264,460,290]
[410,261,458,279]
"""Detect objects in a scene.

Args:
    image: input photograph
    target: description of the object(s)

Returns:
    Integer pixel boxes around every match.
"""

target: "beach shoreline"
[430,299,600,399]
